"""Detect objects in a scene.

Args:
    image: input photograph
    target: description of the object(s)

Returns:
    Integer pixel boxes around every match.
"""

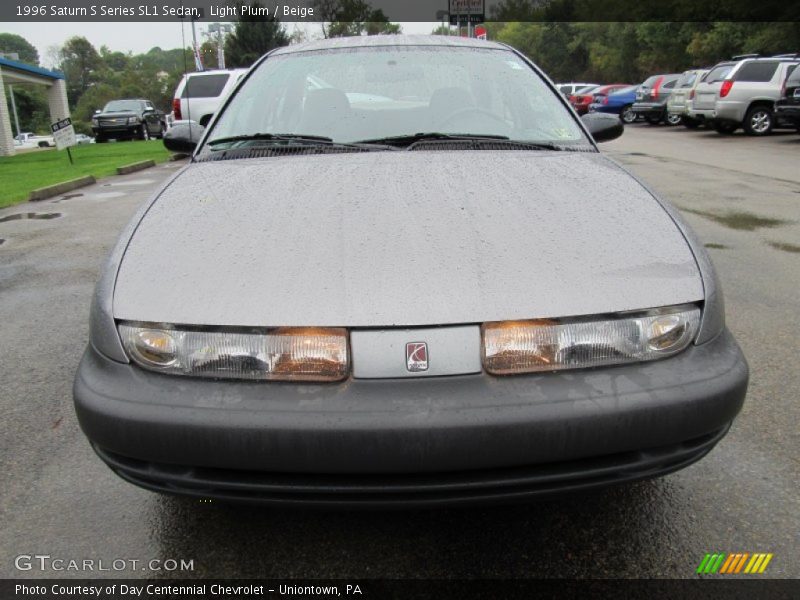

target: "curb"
[28,175,96,202]
[116,159,156,175]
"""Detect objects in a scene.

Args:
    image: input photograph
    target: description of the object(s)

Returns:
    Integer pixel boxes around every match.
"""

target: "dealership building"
[0,55,70,156]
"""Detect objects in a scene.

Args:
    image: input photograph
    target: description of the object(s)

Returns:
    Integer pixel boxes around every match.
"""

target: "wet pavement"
[1,127,798,579]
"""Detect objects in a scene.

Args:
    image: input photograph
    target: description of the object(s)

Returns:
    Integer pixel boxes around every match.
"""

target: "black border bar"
[2,579,800,600]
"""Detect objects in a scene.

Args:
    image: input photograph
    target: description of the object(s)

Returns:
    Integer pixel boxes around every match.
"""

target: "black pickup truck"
[91,99,166,142]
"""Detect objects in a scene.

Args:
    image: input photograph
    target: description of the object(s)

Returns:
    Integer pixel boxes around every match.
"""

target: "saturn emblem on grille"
[406,342,429,372]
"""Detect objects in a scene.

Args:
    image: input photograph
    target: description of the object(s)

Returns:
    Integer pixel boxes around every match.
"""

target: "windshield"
[206,46,588,149]
[103,100,142,112]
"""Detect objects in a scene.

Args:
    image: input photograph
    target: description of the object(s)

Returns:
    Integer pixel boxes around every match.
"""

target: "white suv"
[172,69,248,127]
[711,55,800,135]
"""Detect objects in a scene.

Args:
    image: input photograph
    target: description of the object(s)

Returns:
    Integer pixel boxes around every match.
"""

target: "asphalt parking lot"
[1,124,798,580]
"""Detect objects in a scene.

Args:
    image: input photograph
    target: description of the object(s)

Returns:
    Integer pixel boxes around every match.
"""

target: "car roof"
[271,34,508,56]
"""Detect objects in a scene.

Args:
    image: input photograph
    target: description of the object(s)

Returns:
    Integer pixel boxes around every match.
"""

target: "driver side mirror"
[163,122,205,153]
[581,112,624,143]
[94,109,101,114]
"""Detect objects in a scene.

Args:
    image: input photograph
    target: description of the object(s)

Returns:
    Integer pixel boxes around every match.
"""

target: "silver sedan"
[74,35,748,507]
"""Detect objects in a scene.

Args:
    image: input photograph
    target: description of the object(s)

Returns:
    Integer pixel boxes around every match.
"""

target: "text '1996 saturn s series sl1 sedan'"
[74,36,748,507]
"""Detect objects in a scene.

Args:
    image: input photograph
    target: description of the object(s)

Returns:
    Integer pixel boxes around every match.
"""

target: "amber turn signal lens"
[119,324,349,382]
[482,306,700,375]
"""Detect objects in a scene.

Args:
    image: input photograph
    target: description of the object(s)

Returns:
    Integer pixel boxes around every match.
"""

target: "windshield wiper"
[356,132,510,146]
[207,133,397,152]
[208,133,336,147]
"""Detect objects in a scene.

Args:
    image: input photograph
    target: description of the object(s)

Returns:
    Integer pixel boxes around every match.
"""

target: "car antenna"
[179,2,194,142]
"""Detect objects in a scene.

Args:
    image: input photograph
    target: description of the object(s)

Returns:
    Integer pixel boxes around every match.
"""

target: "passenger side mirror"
[581,112,624,143]
[163,122,205,153]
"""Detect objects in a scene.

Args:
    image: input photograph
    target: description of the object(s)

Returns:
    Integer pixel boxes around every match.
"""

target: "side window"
[183,74,231,98]
[734,61,779,82]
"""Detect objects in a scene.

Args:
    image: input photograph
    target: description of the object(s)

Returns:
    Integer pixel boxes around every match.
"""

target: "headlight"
[118,324,349,382]
[91,117,99,125]
[482,305,700,375]
[127,116,140,124]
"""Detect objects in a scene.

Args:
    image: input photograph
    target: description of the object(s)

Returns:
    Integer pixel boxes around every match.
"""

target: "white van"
[172,69,248,127]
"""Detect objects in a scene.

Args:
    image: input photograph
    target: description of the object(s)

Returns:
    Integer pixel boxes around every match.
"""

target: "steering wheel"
[437,107,510,131]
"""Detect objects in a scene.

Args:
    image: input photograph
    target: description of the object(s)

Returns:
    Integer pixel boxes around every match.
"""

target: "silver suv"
[711,56,800,135]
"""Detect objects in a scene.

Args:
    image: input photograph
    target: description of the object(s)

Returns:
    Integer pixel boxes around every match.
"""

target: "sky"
[1,21,438,68]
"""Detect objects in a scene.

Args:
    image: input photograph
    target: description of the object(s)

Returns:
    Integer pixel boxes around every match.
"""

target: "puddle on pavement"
[768,241,800,254]
[0,239,5,245]
[0,212,62,223]
[704,243,729,250]
[680,208,789,231]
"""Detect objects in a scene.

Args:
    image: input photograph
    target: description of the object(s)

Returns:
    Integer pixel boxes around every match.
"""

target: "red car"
[569,84,631,115]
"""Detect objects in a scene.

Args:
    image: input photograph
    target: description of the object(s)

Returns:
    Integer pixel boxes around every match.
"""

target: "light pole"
[206,23,233,69]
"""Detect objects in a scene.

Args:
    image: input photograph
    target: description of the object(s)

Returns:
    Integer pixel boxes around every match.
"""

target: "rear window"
[786,65,800,84]
[734,61,779,82]
[677,72,697,88]
[663,78,678,89]
[703,64,733,83]
[182,73,231,98]
[575,85,598,94]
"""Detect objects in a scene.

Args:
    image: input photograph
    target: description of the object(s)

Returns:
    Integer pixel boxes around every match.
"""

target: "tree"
[0,33,40,64]
[314,0,401,38]
[224,2,289,68]
[58,36,101,106]
[431,24,454,36]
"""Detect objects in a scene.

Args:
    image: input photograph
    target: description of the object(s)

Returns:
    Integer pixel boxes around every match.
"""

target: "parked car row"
[576,53,800,136]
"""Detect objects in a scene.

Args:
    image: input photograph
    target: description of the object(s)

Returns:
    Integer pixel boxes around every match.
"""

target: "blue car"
[589,84,640,124]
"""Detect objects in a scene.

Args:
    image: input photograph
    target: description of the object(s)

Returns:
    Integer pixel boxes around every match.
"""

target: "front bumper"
[92,125,139,138]
[74,329,748,506]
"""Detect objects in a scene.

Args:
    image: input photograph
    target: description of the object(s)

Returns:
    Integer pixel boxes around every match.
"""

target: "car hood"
[114,151,703,327]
